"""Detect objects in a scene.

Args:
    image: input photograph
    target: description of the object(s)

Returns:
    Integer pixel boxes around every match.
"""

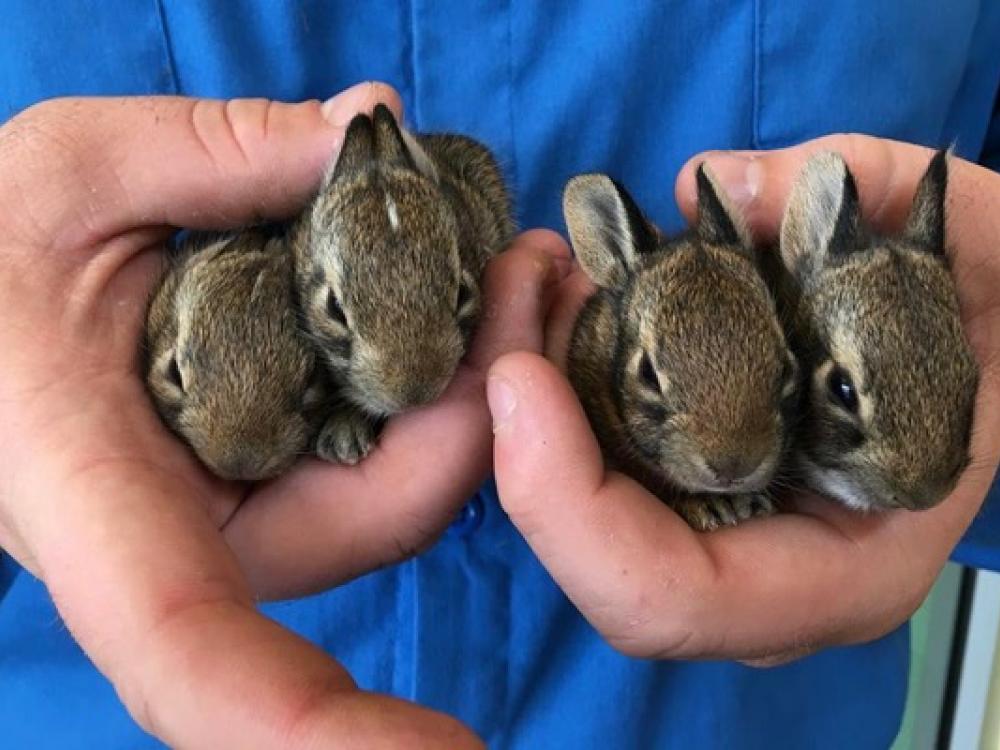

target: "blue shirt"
[1,2,998,747]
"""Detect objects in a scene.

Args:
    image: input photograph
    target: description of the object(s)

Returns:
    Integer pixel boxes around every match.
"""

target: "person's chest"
[2,0,996,230]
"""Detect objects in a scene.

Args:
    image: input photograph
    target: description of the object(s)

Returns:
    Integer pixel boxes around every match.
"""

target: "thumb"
[0,82,402,250]
[673,134,937,244]
[488,352,606,537]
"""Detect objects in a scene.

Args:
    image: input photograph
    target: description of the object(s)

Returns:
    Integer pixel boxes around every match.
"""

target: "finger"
[487,351,977,661]
[487,351,721,654]
[543,268,595,368]
[0,82,402,251]
[223,231,570,599]
[674,134,1000,252]
[674,135,925,244]
[24,444,478,749]
[466,228,573,371]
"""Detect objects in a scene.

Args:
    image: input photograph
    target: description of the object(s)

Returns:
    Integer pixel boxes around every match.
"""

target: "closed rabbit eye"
[456,280,472,312]
[167,355,185,392]
[639,351,661,392]
[326,289,347,327]
[827,366,858,413]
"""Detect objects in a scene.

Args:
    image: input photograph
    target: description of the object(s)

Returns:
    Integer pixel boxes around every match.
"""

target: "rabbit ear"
[903,148,948,254]
[372,104,414,169]
[695,164,751,248]
[327,113,375,184]
[372,104,439,182]
[563,174,656,290]
[780,151,861,279]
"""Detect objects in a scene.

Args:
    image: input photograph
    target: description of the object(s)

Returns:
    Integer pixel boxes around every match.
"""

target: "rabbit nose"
[211,448,275,482]
[706,454,762,487]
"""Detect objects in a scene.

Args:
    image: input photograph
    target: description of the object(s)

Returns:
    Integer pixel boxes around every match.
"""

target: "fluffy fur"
[777,149,978,510]
[144,231,320,480]
[564,169,799,531]
[291,104,514,463]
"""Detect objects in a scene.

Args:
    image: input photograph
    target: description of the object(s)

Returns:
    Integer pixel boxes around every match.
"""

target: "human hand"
[489,134,1000,665]
[0,84,562,748]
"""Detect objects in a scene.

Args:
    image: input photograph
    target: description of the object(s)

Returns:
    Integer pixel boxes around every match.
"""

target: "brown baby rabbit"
[778,149,978,511]
[145,230,322,481]
[563,169,799,531]
[291,104,514,464]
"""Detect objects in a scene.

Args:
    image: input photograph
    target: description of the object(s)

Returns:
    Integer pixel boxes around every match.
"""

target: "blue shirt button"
[448,494,485,537]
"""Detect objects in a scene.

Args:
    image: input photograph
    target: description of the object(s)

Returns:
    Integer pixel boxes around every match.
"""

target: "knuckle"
[0,97,85,168]
[514,228,571,257]
[189,97,276,174]
[0,97,110,247]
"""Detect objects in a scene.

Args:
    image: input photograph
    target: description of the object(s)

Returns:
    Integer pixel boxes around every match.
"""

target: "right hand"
[489,134,1000,666]
[0,84,564,748]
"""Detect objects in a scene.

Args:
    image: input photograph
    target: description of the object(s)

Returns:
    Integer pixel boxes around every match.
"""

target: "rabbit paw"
[673,493,776,532]
[316,410,383,465]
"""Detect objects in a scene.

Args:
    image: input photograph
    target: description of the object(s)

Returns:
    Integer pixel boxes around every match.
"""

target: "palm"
[492,136,1000,665]
[0,92,564,748]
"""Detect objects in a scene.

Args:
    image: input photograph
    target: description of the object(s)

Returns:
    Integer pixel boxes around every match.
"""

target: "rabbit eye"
[326,289,347,326]
[167,356,185,392]
[782,359,794,383]
[827,367,858,413]
[456,280,472,312]
[639,352,661,392]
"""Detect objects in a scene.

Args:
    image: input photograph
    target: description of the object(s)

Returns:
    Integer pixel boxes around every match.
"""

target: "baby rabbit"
[145,230,321,481]
[563,169,799,531]
[291,104,514,463]
[778,149,978,511]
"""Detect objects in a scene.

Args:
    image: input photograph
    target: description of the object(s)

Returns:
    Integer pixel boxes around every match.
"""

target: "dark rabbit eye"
[456,280,472,311]
[326,289,347,326]
[827,367,858,413]
[167,356,184,392]
[639,352,660,391]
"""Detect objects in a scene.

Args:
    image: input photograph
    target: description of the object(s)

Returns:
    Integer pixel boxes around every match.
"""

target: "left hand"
[489,134,1000,665]
[0,87,563,748]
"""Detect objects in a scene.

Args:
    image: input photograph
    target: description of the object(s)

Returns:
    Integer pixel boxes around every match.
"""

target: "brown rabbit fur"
[777,149,978,511]
[291,104,514,463]
[145,230,322,481]
[564,169,799,531]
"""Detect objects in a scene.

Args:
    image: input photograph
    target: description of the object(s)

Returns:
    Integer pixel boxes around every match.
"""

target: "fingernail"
[320,94,344,123]
[487,376,517,432]
[320,81,376,126]
[703,154,764,209]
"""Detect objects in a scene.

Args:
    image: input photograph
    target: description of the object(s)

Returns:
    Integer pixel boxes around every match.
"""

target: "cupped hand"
[489,134,1000,665]
[0,84,564,748]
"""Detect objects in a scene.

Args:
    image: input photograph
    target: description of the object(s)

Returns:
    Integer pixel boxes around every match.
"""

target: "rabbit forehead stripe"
[385,193,400,230]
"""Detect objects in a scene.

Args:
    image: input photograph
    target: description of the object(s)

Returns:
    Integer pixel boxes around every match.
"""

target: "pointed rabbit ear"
[372,103,414,168]
[903,148,948,254]
[372,104,439,182]
[326,112,375,185]
[695,164,751,248]
[563,174,656,290]
[779,151,861,279]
